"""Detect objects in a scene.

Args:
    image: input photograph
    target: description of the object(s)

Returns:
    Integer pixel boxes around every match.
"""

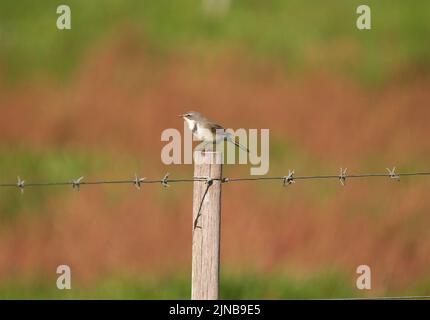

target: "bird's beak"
[178,114,184,118]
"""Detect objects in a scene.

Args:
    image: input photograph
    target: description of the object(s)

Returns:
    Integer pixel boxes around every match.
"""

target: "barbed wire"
[2,167,430,193]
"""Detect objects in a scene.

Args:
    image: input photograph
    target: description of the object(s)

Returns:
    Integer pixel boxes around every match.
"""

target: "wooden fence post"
[191,151,222,300]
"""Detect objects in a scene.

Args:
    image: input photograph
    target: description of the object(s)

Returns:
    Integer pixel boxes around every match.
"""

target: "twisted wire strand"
[1,171,430,189]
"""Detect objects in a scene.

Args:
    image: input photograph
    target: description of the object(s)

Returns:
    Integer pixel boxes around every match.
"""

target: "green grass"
[6,269,429,299]
[0,0,429,84]
[0,270,369,299]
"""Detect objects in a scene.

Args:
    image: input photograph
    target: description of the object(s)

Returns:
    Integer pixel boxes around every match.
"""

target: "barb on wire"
[17,176,25,194]
[133,174,146,190]
[387,167,400,181]
[339,168,347,186]
[161,173,170,187]
[283,169,295,186]
[193,177,214,230]
[71,176,84,190]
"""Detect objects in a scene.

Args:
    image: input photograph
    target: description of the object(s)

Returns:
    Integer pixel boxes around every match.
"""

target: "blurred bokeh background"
[0,0,430,299]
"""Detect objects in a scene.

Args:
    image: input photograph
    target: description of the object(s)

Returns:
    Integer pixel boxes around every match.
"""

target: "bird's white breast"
[184,118,196,131]
[184,117,217,141]
[195,123,216,141]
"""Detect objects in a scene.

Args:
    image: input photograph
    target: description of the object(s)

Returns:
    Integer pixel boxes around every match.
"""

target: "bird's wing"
[208,122,224,134]
[198,120,224,133]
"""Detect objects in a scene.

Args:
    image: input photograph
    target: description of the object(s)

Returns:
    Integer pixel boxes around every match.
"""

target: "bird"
[180,111,249,152]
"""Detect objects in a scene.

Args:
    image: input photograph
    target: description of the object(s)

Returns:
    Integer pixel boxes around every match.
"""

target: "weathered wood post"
[191,151,222,300]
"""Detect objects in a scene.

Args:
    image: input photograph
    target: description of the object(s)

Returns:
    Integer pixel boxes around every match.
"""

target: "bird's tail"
[226,135,249,153]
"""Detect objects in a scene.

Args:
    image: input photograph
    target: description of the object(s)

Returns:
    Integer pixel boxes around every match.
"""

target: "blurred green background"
[0,0,430,299]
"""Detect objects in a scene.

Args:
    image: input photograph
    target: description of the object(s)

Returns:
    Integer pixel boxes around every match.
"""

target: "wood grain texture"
[191,151,222,300]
